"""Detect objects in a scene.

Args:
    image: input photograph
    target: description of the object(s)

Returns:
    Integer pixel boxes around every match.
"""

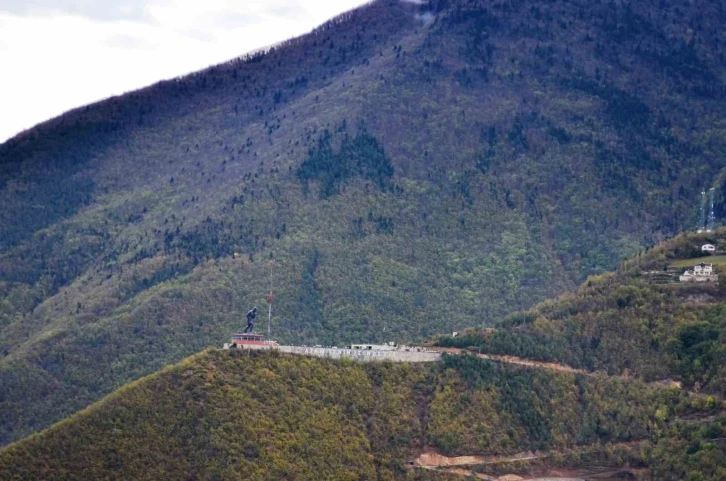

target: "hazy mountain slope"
[1,348,711,481]
[437,229,726,395]
[2,0,726,444]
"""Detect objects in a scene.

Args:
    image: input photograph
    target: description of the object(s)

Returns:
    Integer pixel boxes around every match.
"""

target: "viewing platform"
[223,338,442,363]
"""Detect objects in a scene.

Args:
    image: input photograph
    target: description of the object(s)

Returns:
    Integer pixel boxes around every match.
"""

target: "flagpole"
[267,291,273,339]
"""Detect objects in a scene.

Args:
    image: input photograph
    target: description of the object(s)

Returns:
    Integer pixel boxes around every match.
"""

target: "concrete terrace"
[226,344,442,362]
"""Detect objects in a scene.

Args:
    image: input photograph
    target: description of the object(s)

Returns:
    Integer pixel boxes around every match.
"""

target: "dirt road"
[433,347,682,389]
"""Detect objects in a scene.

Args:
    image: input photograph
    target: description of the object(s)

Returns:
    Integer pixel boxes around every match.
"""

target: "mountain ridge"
[2,0,726,444]
[4,347,720,481]
[436,229,726,397]
[2,232,726,479]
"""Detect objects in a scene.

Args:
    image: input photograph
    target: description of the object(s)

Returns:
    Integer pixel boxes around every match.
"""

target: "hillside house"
[679,263,718,282]
[702,244,716,253]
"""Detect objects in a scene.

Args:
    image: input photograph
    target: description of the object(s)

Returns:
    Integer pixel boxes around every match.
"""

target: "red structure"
[227,333,278,348]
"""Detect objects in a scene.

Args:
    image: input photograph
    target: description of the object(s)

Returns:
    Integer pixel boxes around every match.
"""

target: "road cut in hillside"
[411,442,648,481]
[433,347,684,389]
[228,344,686,392]
[412,441,646,469]
[434,348,589,375]
[414,449,544,468]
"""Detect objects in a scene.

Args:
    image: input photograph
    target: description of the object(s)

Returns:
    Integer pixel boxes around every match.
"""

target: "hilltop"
[3,0,726,444]
[436,229,726,396]
[2,348,723,480]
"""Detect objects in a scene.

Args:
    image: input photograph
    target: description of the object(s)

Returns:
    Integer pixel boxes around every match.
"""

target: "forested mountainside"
[2,0,726,444]
[437,229,726,396]
[2,349,723,481]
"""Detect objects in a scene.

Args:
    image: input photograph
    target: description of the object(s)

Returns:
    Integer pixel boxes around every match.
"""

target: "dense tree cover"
[437,231,726,395]
[1,350,714,480]
[464,418,726,481]
[297,130,394,198]
[3,0,726,444]
[648,417,726,481]
[431,354,689,455]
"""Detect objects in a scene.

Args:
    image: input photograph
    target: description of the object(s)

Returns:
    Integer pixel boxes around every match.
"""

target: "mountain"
[2,0,726,444]
[3,348,722,481]
[5,231,725,480]
[436,229,726,395]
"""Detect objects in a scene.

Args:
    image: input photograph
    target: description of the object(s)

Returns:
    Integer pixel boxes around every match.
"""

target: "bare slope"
[2,0,726,444]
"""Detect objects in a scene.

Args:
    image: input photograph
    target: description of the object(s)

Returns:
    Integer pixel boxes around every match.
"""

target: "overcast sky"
[0,0,371,143]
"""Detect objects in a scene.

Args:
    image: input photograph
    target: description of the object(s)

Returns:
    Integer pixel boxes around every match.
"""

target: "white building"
[679,263,718,282]
[702,244,716,253]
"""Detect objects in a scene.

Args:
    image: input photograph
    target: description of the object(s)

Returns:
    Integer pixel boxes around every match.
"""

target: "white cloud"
[0,0,152,22]
[0,0,370,143]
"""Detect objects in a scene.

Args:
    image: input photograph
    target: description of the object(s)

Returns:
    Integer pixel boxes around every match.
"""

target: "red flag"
[267,291,274,304]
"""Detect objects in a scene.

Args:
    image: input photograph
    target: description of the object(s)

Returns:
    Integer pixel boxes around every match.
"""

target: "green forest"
[436,230,726,396]
[2,349,723,480]
[3,0,726,447]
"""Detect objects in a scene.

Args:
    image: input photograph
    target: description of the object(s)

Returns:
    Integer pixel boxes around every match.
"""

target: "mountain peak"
[2,0,726,445]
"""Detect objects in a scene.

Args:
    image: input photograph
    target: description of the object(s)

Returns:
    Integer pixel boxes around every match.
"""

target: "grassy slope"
[436,229,726,396]
[2,0,726,443]
[1,348,714,481]
[670,255,726,267]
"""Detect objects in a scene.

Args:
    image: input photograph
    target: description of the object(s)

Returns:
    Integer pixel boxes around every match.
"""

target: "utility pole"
[708,187,716,232]
[699,191,707,232]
